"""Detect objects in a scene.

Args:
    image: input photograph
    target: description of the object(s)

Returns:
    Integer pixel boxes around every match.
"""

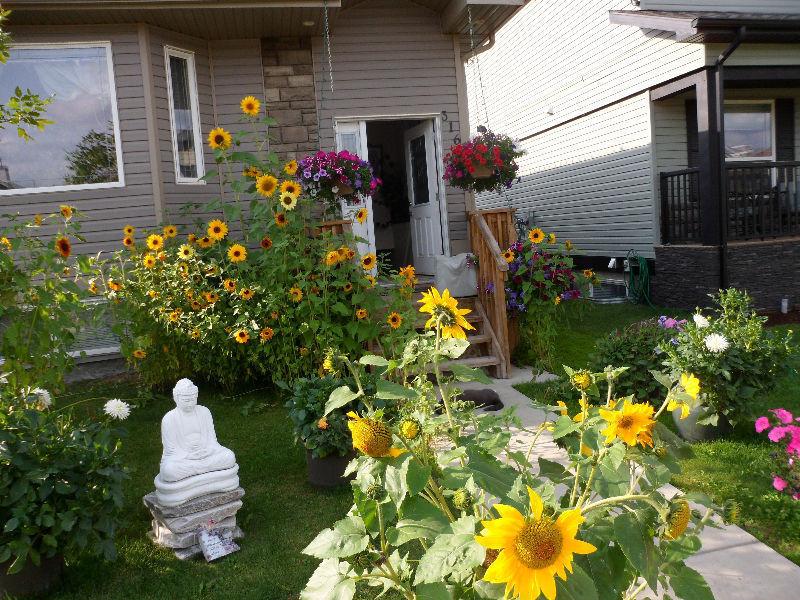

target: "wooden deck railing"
[468,208,516,378]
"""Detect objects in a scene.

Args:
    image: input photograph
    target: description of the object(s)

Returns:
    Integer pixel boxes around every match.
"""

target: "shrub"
[663,289,795,425]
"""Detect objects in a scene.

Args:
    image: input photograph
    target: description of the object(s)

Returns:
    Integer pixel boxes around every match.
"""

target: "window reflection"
[724,103,773,160]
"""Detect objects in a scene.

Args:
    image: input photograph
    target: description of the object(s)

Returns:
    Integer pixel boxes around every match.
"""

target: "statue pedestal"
[143,487,245,560]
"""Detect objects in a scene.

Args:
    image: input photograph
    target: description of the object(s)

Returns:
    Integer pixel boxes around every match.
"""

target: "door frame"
[333,113,451,258]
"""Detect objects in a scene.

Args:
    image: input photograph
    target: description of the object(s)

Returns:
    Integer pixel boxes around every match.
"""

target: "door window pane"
[410,135,429,205]
[0,45,122,192]
[724,103,773,159]
[166,49,203,182]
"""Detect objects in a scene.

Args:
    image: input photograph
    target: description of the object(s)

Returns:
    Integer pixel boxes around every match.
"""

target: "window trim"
[723,99,776,163]
[0,41,125,196]
[164,45,205,185]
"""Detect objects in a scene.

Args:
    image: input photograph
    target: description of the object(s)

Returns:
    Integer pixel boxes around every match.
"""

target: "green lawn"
[516,301,800,565]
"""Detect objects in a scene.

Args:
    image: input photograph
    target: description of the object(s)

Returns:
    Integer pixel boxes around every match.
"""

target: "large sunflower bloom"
[346,411,405,458]
[599,399,656,447]
[284,159,298,176]
[418,287,475,340]
[360,253,377,270]
[280,180,301,198]
[208,219,228,241]
[476,487,596,600]
[355,207,368,224]
[55,236,72,259]
[208,127,232,150]
[240,95,261,116]
[279,193,298,211]
[227,244,247,263]
[256,174,278,197]
[528,228,545,244]
[146,234,164,251]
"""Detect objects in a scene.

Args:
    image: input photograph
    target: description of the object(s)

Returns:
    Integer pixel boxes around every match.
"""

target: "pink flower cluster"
[755,408,800,500]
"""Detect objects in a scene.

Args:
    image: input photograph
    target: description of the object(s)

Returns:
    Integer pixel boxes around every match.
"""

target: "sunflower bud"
[453,488,473,511]
[571,370,592,391]
[399,418,421,440]
[366,483,384,501]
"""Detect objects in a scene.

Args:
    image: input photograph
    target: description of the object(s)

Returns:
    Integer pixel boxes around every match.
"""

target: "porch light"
[302,20,315,27]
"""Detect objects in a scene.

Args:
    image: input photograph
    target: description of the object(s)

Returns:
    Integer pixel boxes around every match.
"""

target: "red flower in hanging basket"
[444,130,523,193]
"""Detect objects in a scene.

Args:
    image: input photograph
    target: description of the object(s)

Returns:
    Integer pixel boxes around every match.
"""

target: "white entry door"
[404,120,444,275]
[334,120,376,260]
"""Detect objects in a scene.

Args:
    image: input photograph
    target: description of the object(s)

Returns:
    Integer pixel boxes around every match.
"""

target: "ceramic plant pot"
[0,554,64,597]
[672,405,732,442]
[306,450,356,487]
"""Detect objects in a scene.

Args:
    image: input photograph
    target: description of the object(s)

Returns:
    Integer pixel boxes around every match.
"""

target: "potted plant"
[297,150,381,220]
[444,127,524,193]
[284,375,359,487]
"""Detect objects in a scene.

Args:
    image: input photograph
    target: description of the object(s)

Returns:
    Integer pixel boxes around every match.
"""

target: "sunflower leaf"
[613,512,660,591]
[554,562,599,600]
[300,558,355,600]
[376,380,417,400]
[302,515,368,559]
[668,563,714,600]
[413,530,483,585]
[324,385,361,416]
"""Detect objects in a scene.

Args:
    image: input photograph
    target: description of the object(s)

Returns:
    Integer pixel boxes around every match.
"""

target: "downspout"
[714,26,746,290]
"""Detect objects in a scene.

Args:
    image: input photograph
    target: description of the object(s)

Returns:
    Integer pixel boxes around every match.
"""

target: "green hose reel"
[625,250,654,307]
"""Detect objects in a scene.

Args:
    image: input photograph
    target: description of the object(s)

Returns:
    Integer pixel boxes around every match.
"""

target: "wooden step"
[467,333,491,345]
[442,355,501,370]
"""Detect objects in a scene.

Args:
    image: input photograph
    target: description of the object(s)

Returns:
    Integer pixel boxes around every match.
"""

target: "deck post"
[695,68,723,247]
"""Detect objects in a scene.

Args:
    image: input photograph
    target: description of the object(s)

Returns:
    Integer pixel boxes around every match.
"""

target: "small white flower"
[31,388,52,409]
[693,313,710,328]
[704,333,729,353]
[104,398,131,420]
[331,186,339,194]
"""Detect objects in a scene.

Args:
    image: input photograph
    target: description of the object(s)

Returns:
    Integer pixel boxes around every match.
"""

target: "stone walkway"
[460,366,800,600]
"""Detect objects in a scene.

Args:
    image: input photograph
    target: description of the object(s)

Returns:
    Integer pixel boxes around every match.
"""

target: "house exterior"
[0,0,524,275]
[467,0,800,310]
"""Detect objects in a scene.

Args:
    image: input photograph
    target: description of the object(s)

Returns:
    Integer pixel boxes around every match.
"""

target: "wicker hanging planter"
[444,130,523,193]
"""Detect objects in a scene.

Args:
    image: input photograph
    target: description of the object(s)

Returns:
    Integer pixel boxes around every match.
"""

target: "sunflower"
[240,95,261,117]
[107,279,122,292]
[208,219,228,241]
[190,300,203,311]
[547,232,557,244]
[243,166,261,179]
[289,286,303,303]
[204,291,219,304]
[190,329,201,340]
[168,309,181,323]
[146,234,164,251]
[0,237,11,251]
[399,265,416,287]
[418,287,475,340]
[132,349,147,359]
[55,236,71,259]
[503,250,515,263]
[197,236,214,249]
[234,329,250,344]
[356,308,368,320]
[583,269,594,278]
[284,159,299,176]
[387,312,403,329]
[163,225,177,238]
[143,254,157,269]
[564,240,573,251]
[259,327,274,342]
[59,204,73,220]
[346,411,405,458]
[260,236,273,250]
[599,400,656,447]
[227,244,247,263]
[275,212,288,228]
[88,279,99,294]
[355,207,368,224]
[123,236,135,248]
[365,274,376,288]
[360,253,377,270]
[341,282,352,294]
[279,193,298,211]
[177,244,194,259]
[208,127,232,150]
[325,250,340,266]
[665,500,691,540]
[33,214,43,226]
[528,228,545,244]
[256,174,278,197]
[336,246,348,260]
[240,288,254,300]
[476,487,597,600]
[223,279,237,293]
[280,180,301,198]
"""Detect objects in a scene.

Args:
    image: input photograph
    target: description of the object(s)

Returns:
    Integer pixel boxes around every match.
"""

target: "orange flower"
[260,236,272,250]
[122,236,135,248]
[132,349,146,359]
[59,204,73,220]
[387,312,403,329]
[108,279,122,292]
[55,236,71,259]
[275,212,288,228]
[317,417,329,430]
[260,327,274,342]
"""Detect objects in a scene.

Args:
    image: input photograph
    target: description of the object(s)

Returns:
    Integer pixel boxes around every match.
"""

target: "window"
[724,102,775,161]
[0,43,123,195]
[165,47,204,183]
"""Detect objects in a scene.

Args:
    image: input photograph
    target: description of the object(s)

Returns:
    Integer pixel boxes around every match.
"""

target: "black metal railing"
[660,168,701,244]
[660,161,800,244]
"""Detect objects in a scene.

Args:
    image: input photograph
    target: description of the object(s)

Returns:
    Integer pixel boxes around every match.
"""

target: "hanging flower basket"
[298,151,381,220]
[444,130,523,193]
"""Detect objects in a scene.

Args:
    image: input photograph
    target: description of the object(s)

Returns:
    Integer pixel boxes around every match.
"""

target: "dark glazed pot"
[306,450,356,487]
[0,554,64,597]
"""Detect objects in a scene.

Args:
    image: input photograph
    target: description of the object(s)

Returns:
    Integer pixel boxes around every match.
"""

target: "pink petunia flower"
[771,408,794,424]
[755,416,771,433]
[773,476,788,492]
[768,427,789,443]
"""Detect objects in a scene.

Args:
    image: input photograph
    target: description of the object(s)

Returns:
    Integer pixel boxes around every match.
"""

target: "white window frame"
[164,46,205,184]
[0,41,125,196]
[723,99,776,163]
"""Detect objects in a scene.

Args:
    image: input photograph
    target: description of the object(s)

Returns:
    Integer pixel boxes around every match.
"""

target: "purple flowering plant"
[298,150,381,219]
[755,408,800,501]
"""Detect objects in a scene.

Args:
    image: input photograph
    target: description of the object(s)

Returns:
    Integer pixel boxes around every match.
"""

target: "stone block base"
[143,487,245,559]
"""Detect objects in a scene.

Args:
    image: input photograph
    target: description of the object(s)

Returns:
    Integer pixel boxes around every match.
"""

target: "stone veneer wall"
[652,238,800,310]
[261,38,319,161]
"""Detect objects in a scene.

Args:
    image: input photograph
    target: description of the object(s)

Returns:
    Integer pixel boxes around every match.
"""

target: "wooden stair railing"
[468,208,517,379]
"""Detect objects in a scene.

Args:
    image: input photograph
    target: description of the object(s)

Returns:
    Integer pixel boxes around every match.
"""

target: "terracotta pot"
[672,406,732,442]
[306,450,356,488]
[472,164,494,179]
[0,554,64,597]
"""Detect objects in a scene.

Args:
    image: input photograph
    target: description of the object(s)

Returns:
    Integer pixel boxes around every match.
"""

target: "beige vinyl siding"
[652,98,689,176]
[2,25,156,254]
[479,93,658,258]
[312,0,469,246]
[706,44,800,66]
[642,0,800,13]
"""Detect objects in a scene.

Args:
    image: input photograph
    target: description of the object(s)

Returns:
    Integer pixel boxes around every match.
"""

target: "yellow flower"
[572,395,590,423]
[234,329,250,344]
[147,289,158,299]
[256,174,278,197]
[142,254,157,269]
[325,250,340,266]
[59,204,74,220]
[564,240,573,251]
[275,212,288,228]
[0,237,11,251]
[680,373,700,400]
[399,265,417,287]
[108,279,122,292]
[418,287,475,340]
[240,95,261,116]
[665,499,691,540]
[191,328,201,340]
[123,225,135,237]
[346,411,405,458]
[177,244,194,259]
[88,279,99,294]
[547,232,557,244]
[240,288,254,300]
[280,180,301,198]
[162,225,176,238]
[208,127,231,150]
[503,250,515,263]
[317,417,329,430]
[583,269,594,279]
[399,418,420,440]
[223,278,237,293]
[146,234,164,251]
[55,236,72,259]
[289,286,303,302]
[33,214,43,226]
[528,228,545,244]
[356,308,368,320]
[360,253,377,271]
[556,401,569,417]
[475,487,597,600]
[571,370,592,391]
[343,282,353,293]
[599,400,656,447]
[204,291,219,304]
[122,236,135,249]
[284,159,298,176]
[279,193,298,211]
[207,219,228,241]
[554,296,561,306]
[132,349,146,359]
[243,166,261,179]
[365,274,376,288]
[387,312,403,329]
[197,236,214,249]
[355,207,368,224]
[227,244,247,263]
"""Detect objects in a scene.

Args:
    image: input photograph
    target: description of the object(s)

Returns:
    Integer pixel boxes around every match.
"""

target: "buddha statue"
[154,379,239,507]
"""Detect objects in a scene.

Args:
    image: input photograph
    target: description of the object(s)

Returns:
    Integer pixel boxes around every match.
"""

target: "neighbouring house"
[0,0,527,377]
[466,0,800,310]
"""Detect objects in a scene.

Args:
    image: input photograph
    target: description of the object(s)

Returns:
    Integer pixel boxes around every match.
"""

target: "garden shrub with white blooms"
[662,289,795,426]
[300,287,720,600]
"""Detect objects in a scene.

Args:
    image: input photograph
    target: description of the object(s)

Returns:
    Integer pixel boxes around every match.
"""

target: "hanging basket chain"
[323,0,334,95]
[467,5,489,131]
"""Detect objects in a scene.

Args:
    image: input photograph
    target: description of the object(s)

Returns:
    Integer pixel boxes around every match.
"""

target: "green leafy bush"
[663,289,795,425]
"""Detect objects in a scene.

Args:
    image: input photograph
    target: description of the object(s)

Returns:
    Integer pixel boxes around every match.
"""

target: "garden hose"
[626,249,654,307]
